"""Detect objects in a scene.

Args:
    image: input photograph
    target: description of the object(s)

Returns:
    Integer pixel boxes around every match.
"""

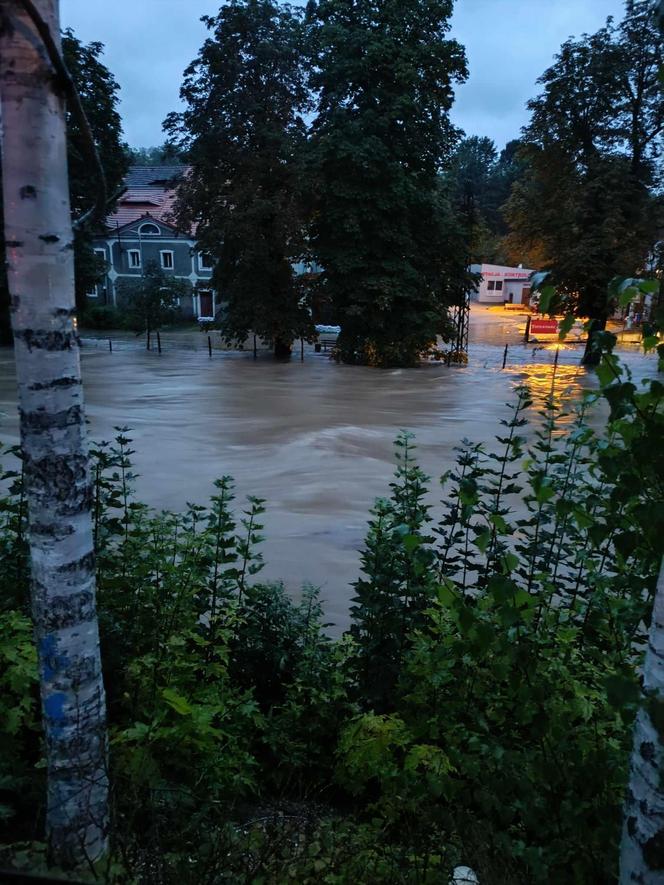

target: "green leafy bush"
[78,304,125,330]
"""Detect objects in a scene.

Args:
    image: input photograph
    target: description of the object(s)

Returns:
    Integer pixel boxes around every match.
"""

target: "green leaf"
[501,552,519,573]
[639,279,660,295]
[403,534,423,554]
[437,581,458,607]
[538,285,557,315]
[162,688,192,716]
[558,313,575,341]
[643,336,659,352]
[475,529,491,554]
[618,287,639,308]
[489,513,508,533]
[596,355,620,389]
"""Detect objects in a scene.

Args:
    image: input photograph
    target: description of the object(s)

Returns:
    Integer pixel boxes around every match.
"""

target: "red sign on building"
[529,319,559,335]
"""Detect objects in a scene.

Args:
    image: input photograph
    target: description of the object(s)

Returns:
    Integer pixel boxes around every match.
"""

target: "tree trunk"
[0,0,108,867]
[0,161,14,346]
[274,336,292,359]
[582,316,607,367]
[620,558,664,884]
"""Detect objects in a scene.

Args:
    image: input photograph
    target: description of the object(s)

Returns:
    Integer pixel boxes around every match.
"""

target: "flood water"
[0,308,654,631]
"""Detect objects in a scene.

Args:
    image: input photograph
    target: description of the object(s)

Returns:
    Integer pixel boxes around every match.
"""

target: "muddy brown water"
[0,309,654,631]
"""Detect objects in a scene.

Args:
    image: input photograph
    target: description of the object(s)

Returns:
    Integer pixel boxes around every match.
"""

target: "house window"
[199,252,214,270]
[160,250,174,270]
[495,280,503,291]
[128,249,141,269]
[487,280,495,291]
[139,222,160,236]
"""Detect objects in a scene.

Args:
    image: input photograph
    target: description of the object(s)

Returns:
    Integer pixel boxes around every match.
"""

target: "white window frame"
[160,250,174,270]
[139,221,160,236]
[198,289,214,319]
[199,251,214,271]
[128,249,141,269]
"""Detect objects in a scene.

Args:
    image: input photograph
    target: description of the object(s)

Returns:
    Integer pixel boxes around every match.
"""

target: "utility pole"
[0,0,108,867]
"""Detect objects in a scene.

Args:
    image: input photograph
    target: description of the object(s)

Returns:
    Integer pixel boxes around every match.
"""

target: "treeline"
[165,0,662,366]
[1,0,661,366]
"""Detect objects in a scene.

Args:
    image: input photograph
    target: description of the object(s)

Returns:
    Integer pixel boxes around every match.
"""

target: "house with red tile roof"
[90,166,216,320]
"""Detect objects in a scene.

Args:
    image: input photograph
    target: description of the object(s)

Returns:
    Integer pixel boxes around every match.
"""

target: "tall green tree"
[165,0,314,359]
[448,135,525,265]
[306,0,468,367]
[62,29,129,314]
[505,2,663,364]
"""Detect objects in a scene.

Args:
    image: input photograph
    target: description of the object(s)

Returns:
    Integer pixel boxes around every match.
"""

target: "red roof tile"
[105,165,193,234]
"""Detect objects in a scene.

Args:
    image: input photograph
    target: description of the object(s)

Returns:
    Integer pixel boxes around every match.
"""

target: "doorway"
[199,290,213,318]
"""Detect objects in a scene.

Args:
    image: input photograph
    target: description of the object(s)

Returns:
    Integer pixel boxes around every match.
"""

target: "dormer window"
[199,252,214,270]
[139,222,160,236]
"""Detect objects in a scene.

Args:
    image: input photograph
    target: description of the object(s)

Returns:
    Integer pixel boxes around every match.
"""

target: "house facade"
[470,263,536,306]
[90,165,216,320]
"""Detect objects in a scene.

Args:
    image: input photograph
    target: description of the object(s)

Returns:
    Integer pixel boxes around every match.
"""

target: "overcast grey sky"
[60,0,625,150]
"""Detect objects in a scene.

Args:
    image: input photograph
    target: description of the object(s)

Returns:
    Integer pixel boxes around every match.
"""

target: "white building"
[470,263,536,306]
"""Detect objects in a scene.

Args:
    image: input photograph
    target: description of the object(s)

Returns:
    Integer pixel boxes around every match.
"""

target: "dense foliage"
[61,29,129,313]
[165,0,315,359]
[447,136,524,266]
[1,336,662,880]
[116,261,190,342]
[305,0,469,367]
[128,144,185,166]
[504,1,663,363]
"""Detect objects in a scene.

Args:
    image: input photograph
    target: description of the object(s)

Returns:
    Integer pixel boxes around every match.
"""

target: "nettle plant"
[0,431,349,876]
[342,318,663,881]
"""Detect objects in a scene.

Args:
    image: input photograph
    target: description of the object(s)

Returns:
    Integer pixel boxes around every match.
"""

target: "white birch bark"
[621,558,664,884]
[0,0,108,866]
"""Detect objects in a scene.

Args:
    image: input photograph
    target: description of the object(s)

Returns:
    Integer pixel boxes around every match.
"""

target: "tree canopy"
[61,29,129,312]
[305,0,469,367]
[127,144,186,166]
[504,1,663,362]
[447,136,525,265]
[165,0,314,359]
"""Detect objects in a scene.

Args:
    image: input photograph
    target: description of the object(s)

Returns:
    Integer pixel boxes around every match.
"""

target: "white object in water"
[450,867,479,884]
[315,324,341,335]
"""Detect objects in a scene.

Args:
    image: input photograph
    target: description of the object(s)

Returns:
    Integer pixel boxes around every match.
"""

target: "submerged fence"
[79,332,647,375]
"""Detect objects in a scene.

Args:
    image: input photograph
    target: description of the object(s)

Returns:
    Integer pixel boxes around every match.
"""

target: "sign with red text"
[529,319,559,335]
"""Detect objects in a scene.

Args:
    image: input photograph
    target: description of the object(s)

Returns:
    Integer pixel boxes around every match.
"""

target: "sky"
[60,0,626,151]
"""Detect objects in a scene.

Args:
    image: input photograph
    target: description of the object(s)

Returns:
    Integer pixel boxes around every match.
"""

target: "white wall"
[471,263,535,304]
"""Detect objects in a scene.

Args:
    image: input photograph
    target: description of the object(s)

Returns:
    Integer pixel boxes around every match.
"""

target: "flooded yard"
[0,308,653,630]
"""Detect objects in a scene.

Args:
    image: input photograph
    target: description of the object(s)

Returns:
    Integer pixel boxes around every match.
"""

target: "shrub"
[78,304,125,330]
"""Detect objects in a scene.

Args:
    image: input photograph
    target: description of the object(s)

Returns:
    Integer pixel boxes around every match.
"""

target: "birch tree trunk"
[0,0,108,867]
[620,558,664,884]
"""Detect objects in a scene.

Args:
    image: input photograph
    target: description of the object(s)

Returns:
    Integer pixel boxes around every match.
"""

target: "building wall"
[470,263,535,304]
[90,217,215,320]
